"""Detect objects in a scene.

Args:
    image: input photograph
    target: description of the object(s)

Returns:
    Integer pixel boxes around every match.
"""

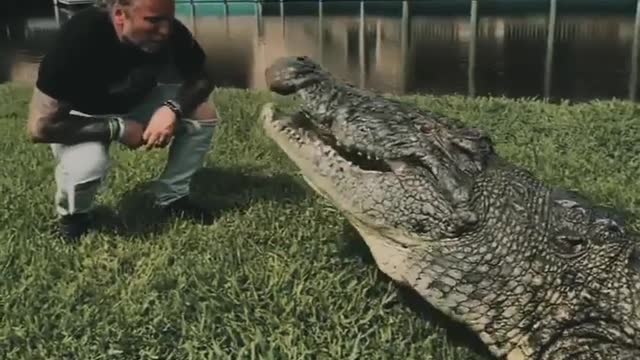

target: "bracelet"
[115,117,126,140]
[108,117,117,141]
[163,100,183,120]
[108,117,126,142]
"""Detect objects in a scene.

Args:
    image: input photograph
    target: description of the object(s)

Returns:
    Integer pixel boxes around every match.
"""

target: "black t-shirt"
[36,6,206,114]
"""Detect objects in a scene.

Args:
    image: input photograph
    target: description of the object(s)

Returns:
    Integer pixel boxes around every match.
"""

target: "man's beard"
[123,34,165,53]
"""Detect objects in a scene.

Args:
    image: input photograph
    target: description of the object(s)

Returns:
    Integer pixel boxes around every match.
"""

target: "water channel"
[1,1,640,103]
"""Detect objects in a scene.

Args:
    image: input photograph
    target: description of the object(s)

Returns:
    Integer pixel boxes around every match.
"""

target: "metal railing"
[37,0,640,100]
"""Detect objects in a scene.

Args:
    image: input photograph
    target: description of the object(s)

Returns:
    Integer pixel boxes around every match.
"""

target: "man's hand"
[143,105,177,149]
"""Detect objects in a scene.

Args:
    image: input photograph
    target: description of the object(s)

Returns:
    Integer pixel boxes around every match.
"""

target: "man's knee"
[57,142,110,182]
[187,101,218,121]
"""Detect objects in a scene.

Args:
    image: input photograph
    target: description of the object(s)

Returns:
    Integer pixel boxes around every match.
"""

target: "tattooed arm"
[26,88,144,148]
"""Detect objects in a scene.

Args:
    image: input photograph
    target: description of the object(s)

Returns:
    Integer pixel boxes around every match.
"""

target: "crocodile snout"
[265,58,295,95]
[265,56,327,95]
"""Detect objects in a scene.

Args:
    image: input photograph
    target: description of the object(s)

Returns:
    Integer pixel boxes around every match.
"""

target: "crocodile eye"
[594,218,623,236]
[554,234,588,257]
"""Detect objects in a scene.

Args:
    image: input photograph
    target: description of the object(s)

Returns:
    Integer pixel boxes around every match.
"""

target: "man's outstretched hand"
[143,105,178,149]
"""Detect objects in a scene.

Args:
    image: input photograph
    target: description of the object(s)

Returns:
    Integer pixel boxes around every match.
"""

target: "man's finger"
[143,126,156,142]
[146,132,159,147]
[155,135,166,148]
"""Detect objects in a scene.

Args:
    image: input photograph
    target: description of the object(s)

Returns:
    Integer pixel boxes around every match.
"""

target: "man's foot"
[161,196,215,224]
[58,213,91,242]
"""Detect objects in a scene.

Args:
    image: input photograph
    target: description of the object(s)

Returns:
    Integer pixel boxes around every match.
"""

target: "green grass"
[1,82,640,360]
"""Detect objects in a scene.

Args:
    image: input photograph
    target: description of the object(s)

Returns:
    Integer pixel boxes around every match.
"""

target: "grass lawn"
[1,82,640,359]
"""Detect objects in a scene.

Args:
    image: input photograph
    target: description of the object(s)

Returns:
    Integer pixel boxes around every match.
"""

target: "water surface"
[1,1,639,103]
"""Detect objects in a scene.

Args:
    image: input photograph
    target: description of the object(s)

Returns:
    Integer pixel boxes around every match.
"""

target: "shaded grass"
[1,82,639,359]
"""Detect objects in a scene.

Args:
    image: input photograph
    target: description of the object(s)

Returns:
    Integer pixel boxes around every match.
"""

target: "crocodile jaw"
[260,102,416,285]
[261,103,351,201]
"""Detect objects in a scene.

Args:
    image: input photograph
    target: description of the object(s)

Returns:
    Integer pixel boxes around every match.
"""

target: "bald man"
[27,0,219,241]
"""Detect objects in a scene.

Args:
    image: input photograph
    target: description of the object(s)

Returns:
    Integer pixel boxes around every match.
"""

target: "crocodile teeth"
[386,160,407,172]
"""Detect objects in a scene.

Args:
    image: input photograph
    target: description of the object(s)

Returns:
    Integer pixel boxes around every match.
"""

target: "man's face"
[114,0,175,53]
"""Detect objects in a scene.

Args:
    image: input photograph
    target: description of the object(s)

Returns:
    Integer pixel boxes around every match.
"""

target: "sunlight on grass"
[1,82,639,359]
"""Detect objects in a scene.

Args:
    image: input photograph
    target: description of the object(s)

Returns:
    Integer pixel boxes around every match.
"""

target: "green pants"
[50,84,217,216]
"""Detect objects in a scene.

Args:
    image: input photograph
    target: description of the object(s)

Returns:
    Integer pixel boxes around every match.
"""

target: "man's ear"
[112,7,127,26]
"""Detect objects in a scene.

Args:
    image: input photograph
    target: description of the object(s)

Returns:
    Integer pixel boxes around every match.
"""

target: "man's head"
[108,0,175,53]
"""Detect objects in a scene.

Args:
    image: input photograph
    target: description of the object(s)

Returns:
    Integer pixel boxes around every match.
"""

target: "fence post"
[629,0,640,101]
[468,0,478,98]
[401,0,409,92]
[280,0,285,38]
[318,0,323,65]
[359,0,366,88]
[544,0,557,101]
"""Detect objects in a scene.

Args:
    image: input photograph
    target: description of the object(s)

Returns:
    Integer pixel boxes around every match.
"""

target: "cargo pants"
[49,84,218,216]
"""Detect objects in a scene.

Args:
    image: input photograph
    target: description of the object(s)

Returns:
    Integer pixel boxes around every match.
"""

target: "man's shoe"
[58,213,91,241]
[161,196,215,224]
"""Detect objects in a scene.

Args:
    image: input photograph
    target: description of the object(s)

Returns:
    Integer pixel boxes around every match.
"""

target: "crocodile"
[259,56,640,359]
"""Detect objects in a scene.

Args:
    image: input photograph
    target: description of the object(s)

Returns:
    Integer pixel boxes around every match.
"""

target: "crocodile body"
[260,56,640,359]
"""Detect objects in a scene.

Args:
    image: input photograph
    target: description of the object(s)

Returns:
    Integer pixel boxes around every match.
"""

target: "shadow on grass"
[91,165,309,238]
[339,221,496,360]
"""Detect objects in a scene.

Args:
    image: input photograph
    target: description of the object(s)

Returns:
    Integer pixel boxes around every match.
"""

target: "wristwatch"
[163,99,183,120]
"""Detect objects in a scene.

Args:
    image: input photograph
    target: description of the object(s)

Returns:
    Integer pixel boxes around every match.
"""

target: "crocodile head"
[261,56,640,359]
[262,55,494,252]
[265,55,332,95]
